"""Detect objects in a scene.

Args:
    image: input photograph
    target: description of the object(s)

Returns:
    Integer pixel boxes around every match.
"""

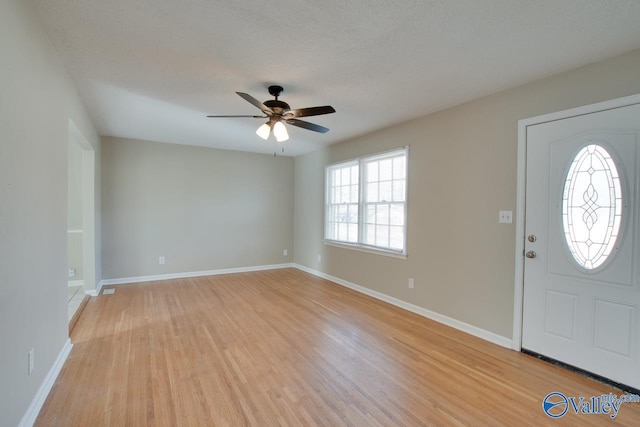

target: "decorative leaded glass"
[562,144,623,270]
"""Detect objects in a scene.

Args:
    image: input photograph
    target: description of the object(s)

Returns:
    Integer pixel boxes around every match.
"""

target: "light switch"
[499,211,513,224]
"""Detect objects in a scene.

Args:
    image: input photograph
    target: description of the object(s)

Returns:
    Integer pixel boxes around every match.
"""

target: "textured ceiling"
[32,0,640,156]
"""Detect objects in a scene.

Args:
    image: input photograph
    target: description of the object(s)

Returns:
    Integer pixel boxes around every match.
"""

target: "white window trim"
[324,240,408,259]
[324,147,408,259]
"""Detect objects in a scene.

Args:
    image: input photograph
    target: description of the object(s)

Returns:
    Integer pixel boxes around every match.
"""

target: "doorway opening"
[67,120,96,324]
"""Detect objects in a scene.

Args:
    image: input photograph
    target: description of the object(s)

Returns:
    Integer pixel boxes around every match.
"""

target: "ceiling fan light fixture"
[273,121,289,142]
[208,86,335,140]
[256,122,271,140]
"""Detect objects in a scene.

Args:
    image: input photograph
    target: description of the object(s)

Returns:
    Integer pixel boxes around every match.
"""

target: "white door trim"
[68,120,97,295]
[513,93,640,351]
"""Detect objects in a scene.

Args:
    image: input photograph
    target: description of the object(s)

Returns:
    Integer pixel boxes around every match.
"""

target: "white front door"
[522,102,640,389]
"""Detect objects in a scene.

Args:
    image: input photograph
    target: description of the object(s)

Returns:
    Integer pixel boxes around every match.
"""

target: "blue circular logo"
[543,392,569,418]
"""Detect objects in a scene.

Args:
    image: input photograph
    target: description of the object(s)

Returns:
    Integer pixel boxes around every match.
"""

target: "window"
[326,161,359,243]
[325,148,407,255]
[562,144,623,270]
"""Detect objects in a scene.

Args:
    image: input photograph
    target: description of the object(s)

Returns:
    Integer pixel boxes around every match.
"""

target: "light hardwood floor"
[37,268,640,426]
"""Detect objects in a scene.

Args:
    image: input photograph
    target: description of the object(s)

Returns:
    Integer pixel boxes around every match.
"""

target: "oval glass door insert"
[562,144,623,270]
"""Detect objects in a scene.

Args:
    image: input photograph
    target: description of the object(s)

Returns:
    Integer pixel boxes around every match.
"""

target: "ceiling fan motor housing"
[264,99,290,116]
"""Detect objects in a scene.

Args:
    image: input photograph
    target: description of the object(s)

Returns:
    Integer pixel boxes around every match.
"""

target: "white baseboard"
[84,280,102,297]
[293,263,513,349]
[18,338,72,427]
[98,263,295,288]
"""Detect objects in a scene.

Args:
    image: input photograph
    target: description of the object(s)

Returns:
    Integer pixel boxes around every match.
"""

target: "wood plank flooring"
[36,268,640,426]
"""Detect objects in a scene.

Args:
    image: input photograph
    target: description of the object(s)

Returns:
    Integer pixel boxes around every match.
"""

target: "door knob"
[528,234,537,243]
[525,250,537,259]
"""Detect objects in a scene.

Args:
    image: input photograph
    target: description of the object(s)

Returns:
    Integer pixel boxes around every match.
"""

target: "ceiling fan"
[207,85,335,142]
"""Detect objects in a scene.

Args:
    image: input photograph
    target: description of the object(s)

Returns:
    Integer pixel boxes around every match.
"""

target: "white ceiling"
[32,0,640,156]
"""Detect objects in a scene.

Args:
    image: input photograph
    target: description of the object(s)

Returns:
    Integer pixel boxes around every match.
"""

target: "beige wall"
[0,1,101,426]
[294,48,640,340]
[101,137,294,279]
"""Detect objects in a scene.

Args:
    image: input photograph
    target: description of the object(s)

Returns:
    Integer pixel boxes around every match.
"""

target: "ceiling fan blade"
[236,92,274,114]
[285,118,330,133]
[285,106,335,118]
[206,115,266,118]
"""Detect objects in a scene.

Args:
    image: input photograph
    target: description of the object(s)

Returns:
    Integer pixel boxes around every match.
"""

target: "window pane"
[365,223,375,244]
[393,156,406,180]
[376,225,389,246]
[366,205,376,224]
[350,185,358,203]
[379,159,392,181]
[328,205,337,222]
[389,226,404,249]
[326,222,335,239]
[341,185,351,203]
[348,204,359,223]
[393,181,405,202]
[333,168,341,186]
[379,181,392,202]
[348,224,358,242]
[338,204,347,220]
[367,182,378,202]
[351,166,359,184]
[367,162,378,182]
[338,223,348,240]
[341,168,351,186]
[390,204,404,226]
[377,204,390,224]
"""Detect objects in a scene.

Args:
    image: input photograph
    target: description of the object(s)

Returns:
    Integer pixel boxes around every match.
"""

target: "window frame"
[324,147,408,258]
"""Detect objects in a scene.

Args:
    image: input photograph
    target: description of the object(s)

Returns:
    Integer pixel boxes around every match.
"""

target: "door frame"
[68,120,97,296]
[513,93,640,351]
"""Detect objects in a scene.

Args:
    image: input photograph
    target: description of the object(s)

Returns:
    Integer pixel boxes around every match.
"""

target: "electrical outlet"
[159,256,165,265]
[408,278,414,289]
[283,249,288,256]
[68,268,76,278]
[28,349,34,375]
